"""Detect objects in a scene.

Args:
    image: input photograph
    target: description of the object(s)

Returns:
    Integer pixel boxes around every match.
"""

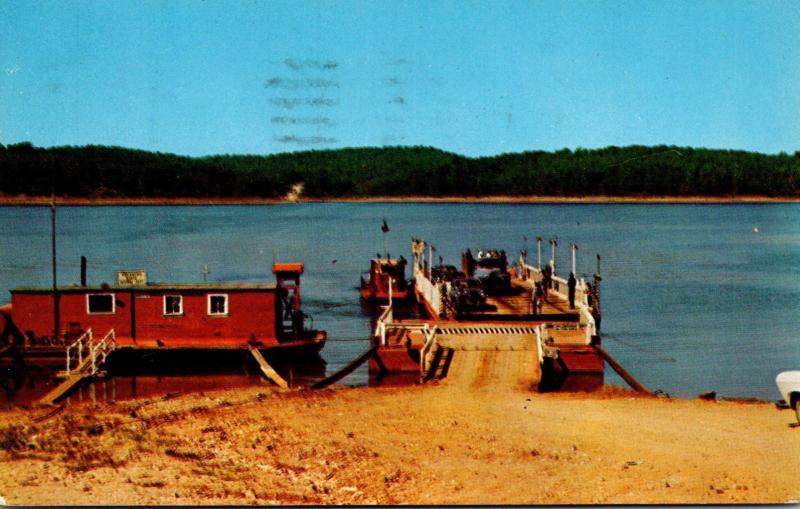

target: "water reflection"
[0,349,328,408]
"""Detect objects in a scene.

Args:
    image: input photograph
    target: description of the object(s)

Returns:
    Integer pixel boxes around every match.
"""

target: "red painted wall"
[11,289,279,348]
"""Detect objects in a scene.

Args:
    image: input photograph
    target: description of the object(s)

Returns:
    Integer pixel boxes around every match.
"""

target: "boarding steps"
[36,328,117,406]
[422,344,454,381]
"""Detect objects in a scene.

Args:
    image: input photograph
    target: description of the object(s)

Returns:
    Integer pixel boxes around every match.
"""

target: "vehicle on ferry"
[462,248,512,294]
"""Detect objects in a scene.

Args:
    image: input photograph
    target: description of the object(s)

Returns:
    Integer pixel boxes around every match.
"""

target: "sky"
[1,0,799,158]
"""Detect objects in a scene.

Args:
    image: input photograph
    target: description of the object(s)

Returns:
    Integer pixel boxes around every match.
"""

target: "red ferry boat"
[2,263,326,361]
[360,256,409,302]
[359,219,409,302]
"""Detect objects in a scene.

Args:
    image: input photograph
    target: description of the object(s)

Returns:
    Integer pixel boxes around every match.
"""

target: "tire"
[792,393,800,425]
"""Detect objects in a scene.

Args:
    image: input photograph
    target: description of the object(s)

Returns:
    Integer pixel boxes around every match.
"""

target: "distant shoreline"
[0,194,799,206]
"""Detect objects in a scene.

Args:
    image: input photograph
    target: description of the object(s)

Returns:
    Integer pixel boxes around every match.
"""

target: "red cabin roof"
[272,263,304,275]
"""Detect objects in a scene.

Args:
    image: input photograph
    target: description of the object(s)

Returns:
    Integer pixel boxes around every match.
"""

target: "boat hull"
[360,287,410,302]
[370,343,420,373]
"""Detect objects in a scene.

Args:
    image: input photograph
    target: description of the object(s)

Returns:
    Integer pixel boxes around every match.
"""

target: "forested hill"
[1,142,799,199]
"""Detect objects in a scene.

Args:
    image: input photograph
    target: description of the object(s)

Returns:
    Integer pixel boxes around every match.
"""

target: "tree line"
[1,142,798,198]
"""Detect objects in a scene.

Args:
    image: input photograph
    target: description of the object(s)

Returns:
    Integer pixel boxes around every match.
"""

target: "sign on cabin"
[116,270,147,286]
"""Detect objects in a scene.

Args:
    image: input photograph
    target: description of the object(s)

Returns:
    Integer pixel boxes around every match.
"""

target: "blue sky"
[1,0,798,157]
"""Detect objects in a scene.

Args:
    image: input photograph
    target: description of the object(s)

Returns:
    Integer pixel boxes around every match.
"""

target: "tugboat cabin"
[360,257,409,302]
[9,263,324,352]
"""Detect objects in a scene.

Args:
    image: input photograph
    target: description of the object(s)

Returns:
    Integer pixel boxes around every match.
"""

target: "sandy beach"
[0,382,797,505]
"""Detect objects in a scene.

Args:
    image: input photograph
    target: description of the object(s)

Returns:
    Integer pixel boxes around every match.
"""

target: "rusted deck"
[382,276,598,389]
[437,331,540,391]
[482,279,578,316]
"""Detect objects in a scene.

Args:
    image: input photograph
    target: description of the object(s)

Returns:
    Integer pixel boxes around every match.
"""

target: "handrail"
[523,261,596,346]
[65,328,116,376]
[374,305,394,345]
[579,307,596,344]
[534,324,545,365]
[418,325,438,375]
[89,329,116,375]
[413,254,443,317]
[65,328,92,376]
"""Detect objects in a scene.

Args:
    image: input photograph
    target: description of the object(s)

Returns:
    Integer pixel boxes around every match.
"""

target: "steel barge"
[371,238,606,392]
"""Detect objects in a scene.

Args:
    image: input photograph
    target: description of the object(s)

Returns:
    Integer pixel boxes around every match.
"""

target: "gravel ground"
[0,383,798,505]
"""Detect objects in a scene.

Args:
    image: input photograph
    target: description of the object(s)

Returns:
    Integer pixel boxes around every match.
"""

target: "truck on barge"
[370,238,606,392]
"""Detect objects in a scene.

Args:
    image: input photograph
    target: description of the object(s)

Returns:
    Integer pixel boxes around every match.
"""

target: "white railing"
[534,324,545,365]
[418,325,439,375]
[374,305,394,345]
[413,262,443,317]
[522,263,589,306]
[523,262,596,346]
[65,328,117,376]
[65,329,92,376]
[89,329,116,375]
[579,306,597,344]
[535,324,560,364]
[376,321,434,347]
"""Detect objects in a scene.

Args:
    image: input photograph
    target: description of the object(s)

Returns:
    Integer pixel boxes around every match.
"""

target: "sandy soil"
[0,383,797,505]
[1,194,799,206]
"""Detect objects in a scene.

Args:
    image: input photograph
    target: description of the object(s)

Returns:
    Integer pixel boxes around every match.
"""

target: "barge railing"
[65,328,117,377]
[65,328,92,376]
[419,325,440,375]
[374,305,394,345]
[522,261,596,346]
[536,324,559,362]
[534,324,545,365]
[579,306,597,344]
[412,239,444,317]
[413,264,443,317]
[89,329,116,375]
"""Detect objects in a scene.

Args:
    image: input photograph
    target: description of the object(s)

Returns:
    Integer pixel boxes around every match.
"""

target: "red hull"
[370,343,420,373]
[539,345,604,392]
[360,287,410,302]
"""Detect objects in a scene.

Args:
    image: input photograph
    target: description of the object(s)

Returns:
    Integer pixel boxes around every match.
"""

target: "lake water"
[0,202,798,402]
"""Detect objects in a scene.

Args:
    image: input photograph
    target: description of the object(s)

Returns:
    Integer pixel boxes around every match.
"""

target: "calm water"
[0,203,798,402]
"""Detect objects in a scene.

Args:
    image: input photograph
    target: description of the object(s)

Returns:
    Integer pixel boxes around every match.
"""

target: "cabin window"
[207,294,228,316]
[87,293,115,314]
[163,295,183,316]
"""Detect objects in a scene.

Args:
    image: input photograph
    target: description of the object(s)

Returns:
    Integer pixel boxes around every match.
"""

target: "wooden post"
[51,196,59,341]
[249,347,289,388]
[592,345,649,394]
[80,256,87,286]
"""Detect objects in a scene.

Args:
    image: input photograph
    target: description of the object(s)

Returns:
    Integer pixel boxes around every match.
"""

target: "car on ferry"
[431,264,461,283]
[471,249,511,294]
[448,277,487,312]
